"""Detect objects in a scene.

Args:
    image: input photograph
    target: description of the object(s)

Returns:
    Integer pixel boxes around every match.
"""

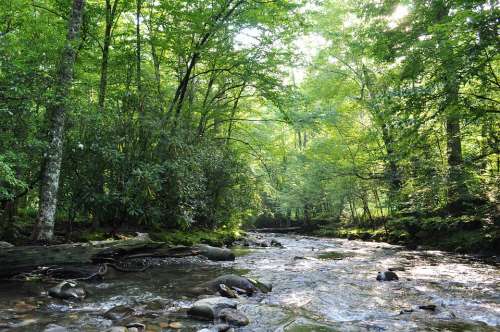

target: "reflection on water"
[0,234,498,331]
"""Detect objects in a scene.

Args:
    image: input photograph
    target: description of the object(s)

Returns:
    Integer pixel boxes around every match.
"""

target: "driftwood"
[0,238,201,278]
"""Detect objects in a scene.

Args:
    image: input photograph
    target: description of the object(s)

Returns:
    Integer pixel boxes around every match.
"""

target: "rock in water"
[106,327,127,332]
[197,324,232,332]
[218,308,250,326]
[43,324,68,332]
[248,277,272,293]
[388,266,406,272]
[218,284,238,298]
[203,274,258,295]
[103,305,135,321]
[188,297,237,320]
[376,271,399,281]
[419,304,437,311]
[48,281,86,300]
[126,322,146,331]
[194,245,235,261]
[270,239,283,247]
[0,241,14,248]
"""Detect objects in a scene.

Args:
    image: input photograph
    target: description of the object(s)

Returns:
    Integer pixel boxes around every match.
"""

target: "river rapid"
[0,233,498,331]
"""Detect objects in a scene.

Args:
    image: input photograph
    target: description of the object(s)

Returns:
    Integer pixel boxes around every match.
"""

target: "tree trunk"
[443,73,468,210]
[136,0,142,102]
[446,108,467,207]
[33,0,86,241]
[98,0,119,111]
[226,83,246,144]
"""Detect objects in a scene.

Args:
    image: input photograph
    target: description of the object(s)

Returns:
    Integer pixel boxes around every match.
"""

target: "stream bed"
[0,233,498,331]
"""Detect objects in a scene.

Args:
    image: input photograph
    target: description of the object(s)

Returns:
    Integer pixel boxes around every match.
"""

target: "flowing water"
[0,233,498,331]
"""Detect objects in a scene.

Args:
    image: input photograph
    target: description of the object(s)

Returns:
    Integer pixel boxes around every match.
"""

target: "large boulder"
[48,281,86,300]
[194,245,235,261]
[188,297,237,320]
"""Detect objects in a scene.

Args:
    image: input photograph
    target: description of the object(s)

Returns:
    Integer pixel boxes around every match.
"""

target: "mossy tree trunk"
[33,0,86,241]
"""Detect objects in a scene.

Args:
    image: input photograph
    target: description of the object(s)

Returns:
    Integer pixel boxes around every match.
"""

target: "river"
[0,233,498,331]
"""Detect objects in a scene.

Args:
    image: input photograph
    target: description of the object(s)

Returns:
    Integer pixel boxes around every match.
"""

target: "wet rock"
[248,277,272,293]
[270,239,283,247]
[194,244,235,261]
[419,304,437,311]
[197,324,232,332]
[399,308,414,314]
[218,284,238,298]
[203,274,258,295]
[43,324,68,332]
[214,324,232,331]
[376,271,399,281]
[0,241,14,248]
[388,266,406,272]
[218,308,249,326]
[104,305,135,321]
[126,322,145,331]
[236,236,269,248]
[1,318,38,329]
[48,281,86,300]
[106,327,127,332]
[164,321,183,329]
[188,297,237,320]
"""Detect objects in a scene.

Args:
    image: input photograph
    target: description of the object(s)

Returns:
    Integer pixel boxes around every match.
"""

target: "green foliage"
[0,0,497,254]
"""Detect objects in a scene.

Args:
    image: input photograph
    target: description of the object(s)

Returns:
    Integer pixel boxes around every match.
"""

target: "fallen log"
[0,238,205,278]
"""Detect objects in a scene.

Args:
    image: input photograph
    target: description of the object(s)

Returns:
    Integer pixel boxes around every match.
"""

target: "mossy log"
[0,239,200,278]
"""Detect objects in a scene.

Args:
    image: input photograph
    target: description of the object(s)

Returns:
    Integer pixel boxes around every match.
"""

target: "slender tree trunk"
[33,0,86,241]
[98,0,119,112]
[446,106,466,206]
[136,0,142,102]
[150,38,163,112]
[197,70,216,136]
[226,83,246,144]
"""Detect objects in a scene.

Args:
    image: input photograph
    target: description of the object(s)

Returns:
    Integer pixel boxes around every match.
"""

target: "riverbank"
[309,215,499,256]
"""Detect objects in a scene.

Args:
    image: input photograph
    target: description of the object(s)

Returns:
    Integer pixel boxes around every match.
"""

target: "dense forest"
[0,0,498,253]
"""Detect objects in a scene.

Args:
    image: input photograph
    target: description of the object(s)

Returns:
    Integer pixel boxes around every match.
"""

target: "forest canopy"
[0,0,498,252]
